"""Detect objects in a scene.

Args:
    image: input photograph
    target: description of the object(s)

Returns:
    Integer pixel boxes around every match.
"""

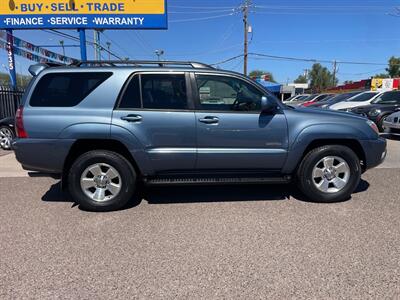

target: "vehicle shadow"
[144,179,370,205]
[41,178,370,210]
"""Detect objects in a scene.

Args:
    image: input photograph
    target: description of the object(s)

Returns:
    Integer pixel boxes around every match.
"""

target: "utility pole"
[59,40,65,56]
[94,30,101,61]
[332,60,337,87]
[242,0,251,76]
[106,42,111,61]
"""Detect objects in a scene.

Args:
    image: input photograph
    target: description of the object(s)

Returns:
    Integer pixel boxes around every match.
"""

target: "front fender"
[282,123,369,174]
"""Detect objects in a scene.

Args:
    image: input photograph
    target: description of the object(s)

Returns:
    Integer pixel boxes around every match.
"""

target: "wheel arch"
[283,138,367,174]
[61,139,143,190]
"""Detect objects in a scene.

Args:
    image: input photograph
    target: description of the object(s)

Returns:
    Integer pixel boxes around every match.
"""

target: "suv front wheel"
[68,150,137,211]
[297,145,361,203]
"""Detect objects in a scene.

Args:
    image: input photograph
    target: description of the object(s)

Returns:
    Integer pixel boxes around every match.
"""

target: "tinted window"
[119,75,141,109]
[141,74,187,109]
[348,92,377,102]
[196,75,263,111]
[373,91,400,104]
[30,72,112,107]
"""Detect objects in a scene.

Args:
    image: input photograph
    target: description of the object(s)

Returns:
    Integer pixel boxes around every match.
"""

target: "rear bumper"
[359,137,387,170]
[13,138,75,174]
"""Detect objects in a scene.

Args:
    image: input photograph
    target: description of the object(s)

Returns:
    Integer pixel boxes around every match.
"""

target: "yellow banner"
[371,78,383,91]
[0,0,165,15]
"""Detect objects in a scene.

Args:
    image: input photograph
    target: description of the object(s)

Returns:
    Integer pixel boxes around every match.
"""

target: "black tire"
[377,115,390,132]
[68,150,137,212]
[297,145,361,203]
[0,125,15,150]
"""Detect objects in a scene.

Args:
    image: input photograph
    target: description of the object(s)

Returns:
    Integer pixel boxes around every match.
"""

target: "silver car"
[383,110,400,134]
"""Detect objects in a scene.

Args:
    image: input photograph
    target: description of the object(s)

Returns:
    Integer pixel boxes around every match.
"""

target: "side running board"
[145,176,291,186]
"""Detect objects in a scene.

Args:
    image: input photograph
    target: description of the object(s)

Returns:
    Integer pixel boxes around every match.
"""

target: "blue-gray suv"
[13,61,387,211]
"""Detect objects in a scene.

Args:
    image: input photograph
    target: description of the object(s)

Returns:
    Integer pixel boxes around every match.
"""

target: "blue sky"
[2,0,400,84]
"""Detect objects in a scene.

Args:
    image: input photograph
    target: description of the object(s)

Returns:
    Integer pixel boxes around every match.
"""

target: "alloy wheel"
[80,163,122,202]
[0,127,13,150]
[312,156,350,193]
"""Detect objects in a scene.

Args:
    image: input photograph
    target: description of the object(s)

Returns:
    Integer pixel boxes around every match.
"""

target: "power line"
[169,13,237,23]
[43,29,123,60]
[212,53,400,67]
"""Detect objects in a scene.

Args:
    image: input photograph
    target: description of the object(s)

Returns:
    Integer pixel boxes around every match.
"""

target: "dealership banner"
[0,30,77,63]
[0,0,167,29]
[371,78,400,92]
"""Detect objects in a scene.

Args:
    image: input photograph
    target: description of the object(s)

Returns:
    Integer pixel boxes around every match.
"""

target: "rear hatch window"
[30,72,112,107]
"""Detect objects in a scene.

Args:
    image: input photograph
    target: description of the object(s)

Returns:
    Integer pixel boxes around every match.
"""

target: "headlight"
[366,120,379,135]
[321,104,328,108]
[368,109,381,117]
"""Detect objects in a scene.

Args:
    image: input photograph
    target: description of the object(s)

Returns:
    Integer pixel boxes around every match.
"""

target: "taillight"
[15,106,28,138]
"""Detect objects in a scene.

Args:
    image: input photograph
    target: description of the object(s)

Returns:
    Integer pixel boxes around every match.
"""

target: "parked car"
[285,94,318,107]
[300,93,334,107]
[383,110,400,134]
[283,94,310,103]
[307,92,360,109]
[349,90,400,131]
[329,91,380,111]
[0,117,15,150]
[13,61,386,211]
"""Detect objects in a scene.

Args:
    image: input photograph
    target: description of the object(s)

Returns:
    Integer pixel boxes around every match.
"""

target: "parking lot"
[0,139,399,299]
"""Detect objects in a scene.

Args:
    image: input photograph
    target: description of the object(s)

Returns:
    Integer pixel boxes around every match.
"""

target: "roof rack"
[72,60,214,69]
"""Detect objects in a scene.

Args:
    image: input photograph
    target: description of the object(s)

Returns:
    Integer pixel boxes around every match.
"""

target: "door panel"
[193,73,288,171]
[112,110,196,171]
[112,72,196,173]
[195,112,288,170]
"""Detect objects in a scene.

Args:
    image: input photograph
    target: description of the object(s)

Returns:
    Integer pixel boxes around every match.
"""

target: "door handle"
[121,114,143,122]
[198,116,219,124]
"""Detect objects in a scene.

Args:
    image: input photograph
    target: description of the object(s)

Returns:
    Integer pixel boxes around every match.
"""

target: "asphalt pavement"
[0,140,399,299]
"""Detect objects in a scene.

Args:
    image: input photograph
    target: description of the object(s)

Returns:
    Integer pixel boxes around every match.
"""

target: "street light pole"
[155,49,164,61]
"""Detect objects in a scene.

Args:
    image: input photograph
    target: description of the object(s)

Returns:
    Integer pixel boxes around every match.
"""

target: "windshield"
[372,91,400,104]
[348,92,377,102]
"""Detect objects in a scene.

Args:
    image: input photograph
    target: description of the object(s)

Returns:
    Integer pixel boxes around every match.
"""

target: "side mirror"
[261,96,276,113]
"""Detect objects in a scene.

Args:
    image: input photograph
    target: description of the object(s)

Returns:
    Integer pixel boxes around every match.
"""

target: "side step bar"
[145,176,292,186]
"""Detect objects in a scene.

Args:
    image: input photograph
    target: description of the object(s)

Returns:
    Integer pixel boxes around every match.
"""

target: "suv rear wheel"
[68,150,137,211]
[297,145,361,203]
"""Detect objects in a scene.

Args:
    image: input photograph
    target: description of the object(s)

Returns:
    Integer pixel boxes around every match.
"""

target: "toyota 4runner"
[13,61,387,211]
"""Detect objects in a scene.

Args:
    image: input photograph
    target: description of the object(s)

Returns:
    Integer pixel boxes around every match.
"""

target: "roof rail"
[72,60,214,69]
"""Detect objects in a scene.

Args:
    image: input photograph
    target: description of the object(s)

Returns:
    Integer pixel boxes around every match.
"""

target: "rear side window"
[119,75,141,109]
[142,74,187,109]
[30,72,112,107]
[118,74,188,110]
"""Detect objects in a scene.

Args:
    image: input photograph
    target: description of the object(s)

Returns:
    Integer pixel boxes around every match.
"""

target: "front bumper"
[359,137,387,170]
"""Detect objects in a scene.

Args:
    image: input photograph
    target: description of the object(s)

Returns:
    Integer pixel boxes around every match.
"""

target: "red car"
[301,94,334,107]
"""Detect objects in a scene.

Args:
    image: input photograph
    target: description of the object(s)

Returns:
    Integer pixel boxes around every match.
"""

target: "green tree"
[294,74,307,84]
[309,63,337,92]
[0,73,32,88]
[374,73,390,79]
[386,56,400,78]
[249,70,276,82]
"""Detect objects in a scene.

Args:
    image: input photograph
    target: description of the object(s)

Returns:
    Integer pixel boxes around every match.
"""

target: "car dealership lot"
[0,140,399,299]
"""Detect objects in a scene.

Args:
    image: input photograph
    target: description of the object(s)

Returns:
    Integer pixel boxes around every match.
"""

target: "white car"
[329,91,381,111]
[383,110,400,134]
